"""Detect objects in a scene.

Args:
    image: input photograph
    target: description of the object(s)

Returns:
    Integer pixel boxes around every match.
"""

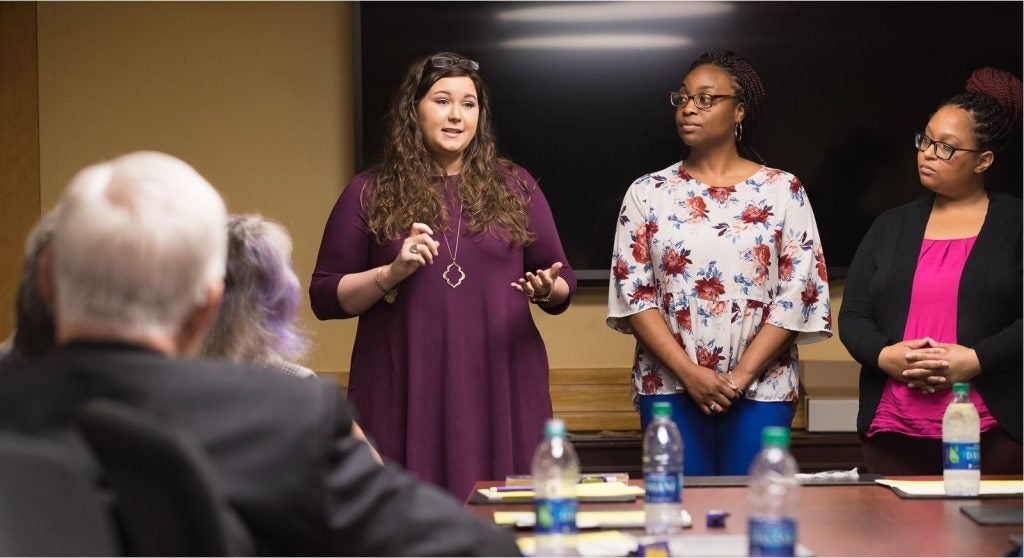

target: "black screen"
[355,1,1023,284]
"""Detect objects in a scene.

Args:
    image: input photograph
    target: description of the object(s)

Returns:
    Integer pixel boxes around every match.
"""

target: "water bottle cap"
[544,418,567,437]
[652,401,672,418]
[761,426,790,448]
[952,382,970,395]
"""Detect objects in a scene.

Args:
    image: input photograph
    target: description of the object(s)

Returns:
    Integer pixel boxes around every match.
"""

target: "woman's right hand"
[679,364,741,415]
[877,337,947,382]
[385,222,440,284]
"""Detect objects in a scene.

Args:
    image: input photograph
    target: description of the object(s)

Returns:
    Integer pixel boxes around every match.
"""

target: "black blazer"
[0,342,520,556]
[839,191,1022,441]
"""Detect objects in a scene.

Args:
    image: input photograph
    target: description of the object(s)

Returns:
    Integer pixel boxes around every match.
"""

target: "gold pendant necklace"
[441,199,465,288]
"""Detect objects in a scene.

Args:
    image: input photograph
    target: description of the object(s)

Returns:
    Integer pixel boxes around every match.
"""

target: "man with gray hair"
[0,152,520,556]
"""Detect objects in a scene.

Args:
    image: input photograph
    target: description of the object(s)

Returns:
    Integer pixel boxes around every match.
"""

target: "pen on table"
[495,485,533,492]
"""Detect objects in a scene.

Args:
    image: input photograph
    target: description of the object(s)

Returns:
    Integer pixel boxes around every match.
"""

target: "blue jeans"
[639,393,795,476]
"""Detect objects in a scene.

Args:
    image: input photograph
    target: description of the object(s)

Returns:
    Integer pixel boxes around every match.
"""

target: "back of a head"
[53,152,227,341]
[200,213,308,365]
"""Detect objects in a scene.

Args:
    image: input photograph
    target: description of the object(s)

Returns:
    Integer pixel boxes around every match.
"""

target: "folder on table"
[875,479,1024,499]
[474,482,644,504]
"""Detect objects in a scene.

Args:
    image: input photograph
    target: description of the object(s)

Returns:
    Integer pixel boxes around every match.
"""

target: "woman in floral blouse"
[607,51,833,475]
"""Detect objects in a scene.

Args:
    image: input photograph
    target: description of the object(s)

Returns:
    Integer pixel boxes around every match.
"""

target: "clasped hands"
[878,337,980,394]
[683,366,750,416]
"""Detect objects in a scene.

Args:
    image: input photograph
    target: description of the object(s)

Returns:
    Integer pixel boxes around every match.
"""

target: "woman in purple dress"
[310,52,576,498]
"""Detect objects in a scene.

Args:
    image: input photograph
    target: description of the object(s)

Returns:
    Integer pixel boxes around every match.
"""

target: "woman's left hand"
[511,262,562,301]
[902,338,981,394]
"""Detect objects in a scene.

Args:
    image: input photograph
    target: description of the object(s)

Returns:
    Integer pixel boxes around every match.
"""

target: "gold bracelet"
[528,294,551,305]
[375,266,397,304]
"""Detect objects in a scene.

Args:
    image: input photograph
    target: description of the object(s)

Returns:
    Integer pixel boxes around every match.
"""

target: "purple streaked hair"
[200,213,309,365]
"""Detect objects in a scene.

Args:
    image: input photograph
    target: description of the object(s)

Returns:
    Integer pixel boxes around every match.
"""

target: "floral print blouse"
[607,162,833,403]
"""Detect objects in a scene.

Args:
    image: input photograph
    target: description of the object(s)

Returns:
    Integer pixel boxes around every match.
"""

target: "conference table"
[465,477,1023,556]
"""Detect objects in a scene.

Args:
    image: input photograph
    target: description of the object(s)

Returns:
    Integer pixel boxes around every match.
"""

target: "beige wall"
[30,1,855,376]
[35,1,357,371]
[535,282,854,374]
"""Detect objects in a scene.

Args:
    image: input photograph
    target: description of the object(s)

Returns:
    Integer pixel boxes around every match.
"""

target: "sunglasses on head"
[430,56,480,72]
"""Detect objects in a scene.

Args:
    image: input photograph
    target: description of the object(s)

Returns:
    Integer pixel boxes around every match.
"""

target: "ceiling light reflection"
[500,34,692,50]
[497,2,734,23]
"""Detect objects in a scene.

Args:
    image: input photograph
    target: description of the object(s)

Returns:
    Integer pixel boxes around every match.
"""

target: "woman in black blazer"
[839,67,1022,475]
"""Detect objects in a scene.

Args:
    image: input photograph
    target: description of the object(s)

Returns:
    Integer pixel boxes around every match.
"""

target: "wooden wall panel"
[0,2,42,340]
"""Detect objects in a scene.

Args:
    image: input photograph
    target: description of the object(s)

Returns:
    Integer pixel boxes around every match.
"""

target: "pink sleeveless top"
[867,237,998,438]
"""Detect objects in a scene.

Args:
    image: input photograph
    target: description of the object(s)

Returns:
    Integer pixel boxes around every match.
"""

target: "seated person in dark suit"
[0,210,57,362]
[0,151,520,556]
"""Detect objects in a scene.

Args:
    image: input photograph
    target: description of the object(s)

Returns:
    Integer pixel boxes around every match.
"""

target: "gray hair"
[53,151,227,340]
[199,213,309,365]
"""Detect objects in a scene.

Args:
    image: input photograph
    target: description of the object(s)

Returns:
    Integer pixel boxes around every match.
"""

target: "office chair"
[0,433,120,556]
[75,399,253,556]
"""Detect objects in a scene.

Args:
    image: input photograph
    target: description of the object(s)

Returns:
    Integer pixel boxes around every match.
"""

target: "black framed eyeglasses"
[914,132,983,161]
[430,56,480,72]
[669,92,738,110]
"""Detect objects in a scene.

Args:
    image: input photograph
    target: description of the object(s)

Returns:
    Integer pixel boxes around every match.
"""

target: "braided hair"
[688,51,767,163]
[943,67,1023,153]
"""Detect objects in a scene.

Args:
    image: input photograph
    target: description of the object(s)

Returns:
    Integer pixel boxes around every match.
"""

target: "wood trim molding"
[0,3,41,339]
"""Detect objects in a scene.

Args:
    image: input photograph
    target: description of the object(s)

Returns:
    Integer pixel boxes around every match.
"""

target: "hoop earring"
[734,122,744,142]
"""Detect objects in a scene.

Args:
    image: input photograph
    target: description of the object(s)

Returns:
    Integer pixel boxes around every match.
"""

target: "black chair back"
[76,399,253,556]
[0,433,119,556]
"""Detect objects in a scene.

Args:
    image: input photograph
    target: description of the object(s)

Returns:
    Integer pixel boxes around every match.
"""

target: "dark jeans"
[862,428,1023,475]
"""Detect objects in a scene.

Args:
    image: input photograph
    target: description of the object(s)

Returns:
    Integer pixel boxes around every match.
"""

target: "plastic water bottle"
[943,382,981,496]
[643,401,684,535]
[747,426,799,557]
[532,418,579,556]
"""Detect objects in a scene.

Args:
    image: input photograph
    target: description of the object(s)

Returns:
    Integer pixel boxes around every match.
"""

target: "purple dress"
[310,165,577,499]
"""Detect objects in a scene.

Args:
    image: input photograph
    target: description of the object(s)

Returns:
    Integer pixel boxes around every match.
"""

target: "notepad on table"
[494,509,692,529]
[476,482,645,503]
[515,530,637,557]
[875,479,1024,498]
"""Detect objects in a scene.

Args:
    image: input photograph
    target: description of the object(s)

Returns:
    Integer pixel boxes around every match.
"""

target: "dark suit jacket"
[0,341,521,556]
[838,191,1022,441]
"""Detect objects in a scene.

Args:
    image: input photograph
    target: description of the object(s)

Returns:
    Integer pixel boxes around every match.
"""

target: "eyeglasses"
[430,56,480,72]
[914,132,983,161]
[669,92,738,110]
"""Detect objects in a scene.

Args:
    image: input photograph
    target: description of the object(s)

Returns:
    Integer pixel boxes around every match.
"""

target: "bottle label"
[644,471,682,504]
[534,498,578,535]
[943,442,981,470]
[749,517,797,557]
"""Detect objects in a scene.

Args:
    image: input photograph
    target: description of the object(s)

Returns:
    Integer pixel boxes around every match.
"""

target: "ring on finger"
[709,402,720,412]
[409,243,419,254]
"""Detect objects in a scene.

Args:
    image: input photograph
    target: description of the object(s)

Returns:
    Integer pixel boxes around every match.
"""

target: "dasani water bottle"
[747,426,799,557]
[643,401,684,535]
[532,418,579,556]
[943,382,980,496]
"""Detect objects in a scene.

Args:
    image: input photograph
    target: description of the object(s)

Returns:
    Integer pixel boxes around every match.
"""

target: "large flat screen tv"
[355,2,1022,285]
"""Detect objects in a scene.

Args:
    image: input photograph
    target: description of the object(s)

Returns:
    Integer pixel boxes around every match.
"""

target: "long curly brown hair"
[365,52,535,246]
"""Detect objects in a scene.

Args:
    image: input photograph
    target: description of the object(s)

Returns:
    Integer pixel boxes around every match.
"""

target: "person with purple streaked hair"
[200,213,384,464]
[200,213,314,378]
